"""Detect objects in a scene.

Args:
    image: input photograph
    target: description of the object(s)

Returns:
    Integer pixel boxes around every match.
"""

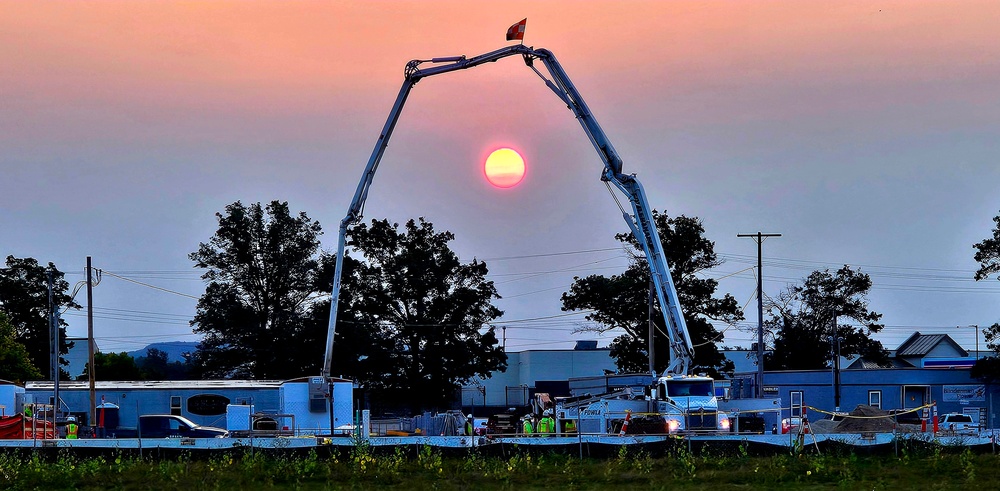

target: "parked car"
[780,417,810,434]
[939,413,977,434]
[111,415,228,438]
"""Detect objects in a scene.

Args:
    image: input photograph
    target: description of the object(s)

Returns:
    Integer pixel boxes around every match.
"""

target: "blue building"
[729,332,995,428]
[19,377,355,434]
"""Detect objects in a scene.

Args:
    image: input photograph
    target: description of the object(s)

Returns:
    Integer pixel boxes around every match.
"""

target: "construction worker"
[522,415,534,435]
[23,405,32,418]
[564,419,577,434]
[465,414,474,436]
[66,417,79,439]
[539,410,555,435]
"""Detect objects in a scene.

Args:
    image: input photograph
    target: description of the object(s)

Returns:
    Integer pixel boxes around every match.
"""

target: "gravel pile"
[832,404,897,433]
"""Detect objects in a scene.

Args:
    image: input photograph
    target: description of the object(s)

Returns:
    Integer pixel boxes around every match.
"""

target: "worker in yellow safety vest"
[538,410,555,434]
[66,417,79,439]
[522,415,534,435]
[564,419,577,434]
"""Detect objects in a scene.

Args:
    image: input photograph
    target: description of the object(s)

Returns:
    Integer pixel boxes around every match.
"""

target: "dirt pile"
[808,418,838,434]
[833,405,896,433]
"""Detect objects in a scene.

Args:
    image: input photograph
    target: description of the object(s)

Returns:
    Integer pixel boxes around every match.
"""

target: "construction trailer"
[17,377,354,435]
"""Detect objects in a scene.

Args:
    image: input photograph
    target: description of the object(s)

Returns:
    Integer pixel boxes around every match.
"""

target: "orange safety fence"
[0,414,57,439]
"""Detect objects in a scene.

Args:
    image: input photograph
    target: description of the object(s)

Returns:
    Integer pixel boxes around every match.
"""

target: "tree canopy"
[0,312,43,382]
[764,266,888,370]
[79,352,142,381]
[188,201,335,379]
[342,218,507,413]
[187,202,504,413]
[561,212,741,378]
[0,256,78,379]
[973,212,1000,281]
[970,216,1000,382]
[136,348,193,380]
[79,348,193,381]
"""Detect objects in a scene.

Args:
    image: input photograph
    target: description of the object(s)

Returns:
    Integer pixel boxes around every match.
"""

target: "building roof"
[27,380,284,390]
[895,332,967,358]
[844,357,912,369]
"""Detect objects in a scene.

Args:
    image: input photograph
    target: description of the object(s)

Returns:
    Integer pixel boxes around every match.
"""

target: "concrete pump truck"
[322,43,727,435]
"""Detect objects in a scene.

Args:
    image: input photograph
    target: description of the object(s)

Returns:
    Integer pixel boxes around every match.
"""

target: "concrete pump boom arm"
[322,45,693,379]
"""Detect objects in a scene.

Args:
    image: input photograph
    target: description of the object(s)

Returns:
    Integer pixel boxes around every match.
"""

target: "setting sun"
[484,148,526,188]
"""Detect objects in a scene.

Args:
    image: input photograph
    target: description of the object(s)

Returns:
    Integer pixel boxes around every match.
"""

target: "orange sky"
[6,1,997,130]
[3,1,999,351]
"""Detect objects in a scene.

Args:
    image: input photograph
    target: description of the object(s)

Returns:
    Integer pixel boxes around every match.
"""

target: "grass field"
[1,442,997,490]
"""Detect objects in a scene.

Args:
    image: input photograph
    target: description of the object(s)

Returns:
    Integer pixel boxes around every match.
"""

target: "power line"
[495,310,595,324]
[481,247,622,262]
[88,306,192,319]
[63,312,191,326]
[99,270,201,300]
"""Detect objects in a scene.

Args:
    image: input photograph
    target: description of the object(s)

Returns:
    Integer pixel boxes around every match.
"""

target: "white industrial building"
[460,341,617,413]
[460,343,792,416]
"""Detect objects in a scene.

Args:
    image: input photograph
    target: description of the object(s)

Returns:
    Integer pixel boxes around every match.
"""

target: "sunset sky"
[3,1,999,357]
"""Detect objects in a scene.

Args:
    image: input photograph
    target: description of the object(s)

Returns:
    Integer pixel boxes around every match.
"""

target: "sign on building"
[942,385,986,402]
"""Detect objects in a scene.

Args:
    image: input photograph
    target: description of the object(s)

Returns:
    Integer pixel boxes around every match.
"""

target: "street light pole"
[958,324,980,360]
[975,324,979,360]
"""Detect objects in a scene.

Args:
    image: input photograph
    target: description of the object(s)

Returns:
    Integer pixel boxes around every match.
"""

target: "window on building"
[869,390,882,409]
[790,391,804,417]
[170,396,181,416]
[187,394,231,416]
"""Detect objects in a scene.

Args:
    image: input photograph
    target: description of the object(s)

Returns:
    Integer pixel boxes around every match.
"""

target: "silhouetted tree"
[764,266,888,370]
[80,352,141,381]
[0,312,43,382]
[970,214,1000,383]
[137,348,193,380]
[561,212,741,378]
[345,218,506,413]
[973,212,1000,282]
[0,256,78,378]
[188,201,336,379]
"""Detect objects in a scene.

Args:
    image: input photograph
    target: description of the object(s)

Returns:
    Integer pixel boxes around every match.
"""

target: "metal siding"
[897,334,946,357]
[757,367,998,428]
[25,385,281,429]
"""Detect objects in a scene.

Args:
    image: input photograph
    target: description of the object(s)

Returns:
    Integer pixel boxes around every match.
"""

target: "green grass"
[1,444,998,490]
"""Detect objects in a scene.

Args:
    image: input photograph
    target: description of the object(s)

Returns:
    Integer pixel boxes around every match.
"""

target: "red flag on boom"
[506,18,527,41]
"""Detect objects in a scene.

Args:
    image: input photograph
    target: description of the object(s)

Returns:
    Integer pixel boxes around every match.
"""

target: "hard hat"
[66,417,76,422]
[467,414,473,419]
[544,409,553,416]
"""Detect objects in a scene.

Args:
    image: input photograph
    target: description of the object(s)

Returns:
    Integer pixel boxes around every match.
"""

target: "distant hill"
[126,341,199,362]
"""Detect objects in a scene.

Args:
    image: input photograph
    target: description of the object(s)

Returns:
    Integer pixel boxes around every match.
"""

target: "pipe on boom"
[323,45,693,379]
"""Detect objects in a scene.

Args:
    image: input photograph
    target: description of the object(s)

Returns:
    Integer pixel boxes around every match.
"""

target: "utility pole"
[47,272,55,381]
[87,257,96,430]
[47,272,60,420]
[830,307,841,411]
[738,232,781,398]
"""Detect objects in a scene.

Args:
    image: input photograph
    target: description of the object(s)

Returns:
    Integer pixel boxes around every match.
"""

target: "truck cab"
[654,375,729,433]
